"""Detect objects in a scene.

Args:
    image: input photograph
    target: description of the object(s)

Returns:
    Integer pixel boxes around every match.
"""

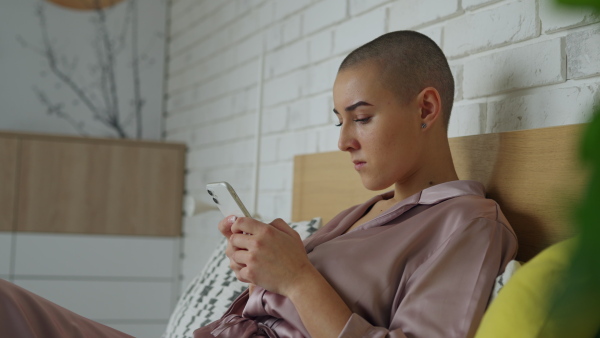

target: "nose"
[338,125,360,152]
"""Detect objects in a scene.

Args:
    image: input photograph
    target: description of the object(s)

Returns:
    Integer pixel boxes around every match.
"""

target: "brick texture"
[486,82,600,132]
[463,38,565,98]
[444,0,538,58]
[567,27,600,79]
[389,0,460,30]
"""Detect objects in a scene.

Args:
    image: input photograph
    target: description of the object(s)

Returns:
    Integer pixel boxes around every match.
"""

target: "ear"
[417,87,442,127]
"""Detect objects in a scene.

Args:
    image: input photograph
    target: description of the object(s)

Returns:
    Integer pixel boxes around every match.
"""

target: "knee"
[0,279,25,304]
[0,278,15,299]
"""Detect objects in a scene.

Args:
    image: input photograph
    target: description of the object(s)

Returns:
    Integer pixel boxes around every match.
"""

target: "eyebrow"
[333,101,373,114]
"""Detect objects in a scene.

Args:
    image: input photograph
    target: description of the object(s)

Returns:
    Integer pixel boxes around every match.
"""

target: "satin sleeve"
[338,217,517,338]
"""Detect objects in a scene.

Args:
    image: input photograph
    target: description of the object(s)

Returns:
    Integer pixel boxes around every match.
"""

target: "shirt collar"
[379,180,485,206]
[416,180,485,205]
[363,180,486,228]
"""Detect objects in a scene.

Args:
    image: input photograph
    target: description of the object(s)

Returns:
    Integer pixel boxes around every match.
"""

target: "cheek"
[376,129,403,152]
[380,132,419,165]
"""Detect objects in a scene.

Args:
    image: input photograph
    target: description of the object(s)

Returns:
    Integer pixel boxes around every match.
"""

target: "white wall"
[0,0,167,140]
[165,0,600,290]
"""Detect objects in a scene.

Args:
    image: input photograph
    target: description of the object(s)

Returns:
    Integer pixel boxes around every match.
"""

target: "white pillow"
[163,218,322,338]
[489,260,521,303]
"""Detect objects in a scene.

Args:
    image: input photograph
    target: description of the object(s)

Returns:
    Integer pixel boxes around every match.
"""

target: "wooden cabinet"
[1,131,185,236]
[0,136,19,231]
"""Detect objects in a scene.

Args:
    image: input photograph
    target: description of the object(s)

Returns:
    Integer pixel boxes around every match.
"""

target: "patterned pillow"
[163,218,322,338]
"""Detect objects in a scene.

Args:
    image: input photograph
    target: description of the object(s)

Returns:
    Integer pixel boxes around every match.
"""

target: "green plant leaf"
[557,0,600,9]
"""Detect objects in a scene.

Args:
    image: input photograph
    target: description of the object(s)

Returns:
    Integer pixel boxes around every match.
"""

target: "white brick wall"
[333,7,387,54]
[389,0,460,29]
[444,0,538,58]
[349,0,391,16]
[567,26,600,79]
[302,0,348,35]
[486,81,600,132]
[165,0,600,292]
[448,103,487,137]
[462,0,502,10]
[463,38,565,98]
[265,39,309,78]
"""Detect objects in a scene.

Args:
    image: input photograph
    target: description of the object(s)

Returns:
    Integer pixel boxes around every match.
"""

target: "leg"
[0,279,133,338]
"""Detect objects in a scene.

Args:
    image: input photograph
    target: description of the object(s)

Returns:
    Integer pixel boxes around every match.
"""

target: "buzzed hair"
[339,31,455,129]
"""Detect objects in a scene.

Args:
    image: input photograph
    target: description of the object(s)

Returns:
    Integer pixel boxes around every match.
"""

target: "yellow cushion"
[475,238,600,338]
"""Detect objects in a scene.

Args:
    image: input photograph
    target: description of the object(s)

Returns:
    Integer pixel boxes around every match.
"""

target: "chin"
[360,177,392,192]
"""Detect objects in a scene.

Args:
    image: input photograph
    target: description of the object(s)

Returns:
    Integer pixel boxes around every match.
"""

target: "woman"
[194,31,517,338]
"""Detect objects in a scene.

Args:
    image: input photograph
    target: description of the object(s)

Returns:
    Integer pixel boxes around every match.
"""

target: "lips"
[353,160,366,171]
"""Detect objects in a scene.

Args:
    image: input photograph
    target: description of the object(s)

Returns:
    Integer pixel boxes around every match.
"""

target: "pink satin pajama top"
[194,180,518,338]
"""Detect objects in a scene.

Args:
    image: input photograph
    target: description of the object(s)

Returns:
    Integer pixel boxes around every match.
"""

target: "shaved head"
[339,31,455,129]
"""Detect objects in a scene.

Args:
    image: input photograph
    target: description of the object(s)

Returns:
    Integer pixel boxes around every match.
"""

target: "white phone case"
[206,182,251,218]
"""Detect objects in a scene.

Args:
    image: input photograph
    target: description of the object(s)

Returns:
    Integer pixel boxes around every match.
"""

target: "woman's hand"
[217,216,313,297]
[218,216,248,281]
[218,215,353,338]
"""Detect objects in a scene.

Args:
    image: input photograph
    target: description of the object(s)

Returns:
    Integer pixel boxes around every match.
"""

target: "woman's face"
[333,62,425,191]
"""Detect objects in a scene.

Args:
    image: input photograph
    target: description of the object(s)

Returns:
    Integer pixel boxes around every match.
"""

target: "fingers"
[229,232,253,251]
[229,247,253,283]
[231,217,262,235]
[232,218,300,245]
[226,239,251,283]
[221,217,261,284]
[218,215,238,238]
[225,238,237,258]
[231,250,255,282]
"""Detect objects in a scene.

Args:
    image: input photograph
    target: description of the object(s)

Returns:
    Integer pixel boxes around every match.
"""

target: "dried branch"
[93,1,122,132]
[26,0,152,139]
[37,3,106,127]
[34,87,89,136]
[130,0,144,138]
[114,0,133,54]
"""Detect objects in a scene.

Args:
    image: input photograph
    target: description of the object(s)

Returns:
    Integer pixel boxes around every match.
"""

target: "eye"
[335,122,343,127]
[353,117,371,124]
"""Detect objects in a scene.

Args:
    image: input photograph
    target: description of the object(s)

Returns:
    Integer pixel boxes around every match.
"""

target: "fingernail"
[229,216,237,223]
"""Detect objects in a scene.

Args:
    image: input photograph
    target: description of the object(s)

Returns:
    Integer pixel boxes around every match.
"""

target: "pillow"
[163,217,322,338]
[475,238,600,338]
[489,260,521,303]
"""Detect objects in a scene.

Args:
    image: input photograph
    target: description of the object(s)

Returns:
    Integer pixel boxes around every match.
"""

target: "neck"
[392,132,458,202]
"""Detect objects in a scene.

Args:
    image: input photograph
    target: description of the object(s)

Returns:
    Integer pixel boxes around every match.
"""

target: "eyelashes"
[335,117,372,127]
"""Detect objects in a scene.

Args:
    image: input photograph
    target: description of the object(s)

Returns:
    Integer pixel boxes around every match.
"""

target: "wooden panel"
[0,136,19,231]
[17,138,185,236]
[292,151,385,223]
[292,124,586,261]
[449,124,585,261]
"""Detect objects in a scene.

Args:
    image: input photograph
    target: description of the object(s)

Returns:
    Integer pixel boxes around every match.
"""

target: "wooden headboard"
[292,124,586,261]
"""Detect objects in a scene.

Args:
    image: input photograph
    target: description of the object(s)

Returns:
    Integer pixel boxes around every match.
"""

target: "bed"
[165,123,589,337]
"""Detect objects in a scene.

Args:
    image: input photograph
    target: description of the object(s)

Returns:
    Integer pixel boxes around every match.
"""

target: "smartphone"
[206,182,252,218]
